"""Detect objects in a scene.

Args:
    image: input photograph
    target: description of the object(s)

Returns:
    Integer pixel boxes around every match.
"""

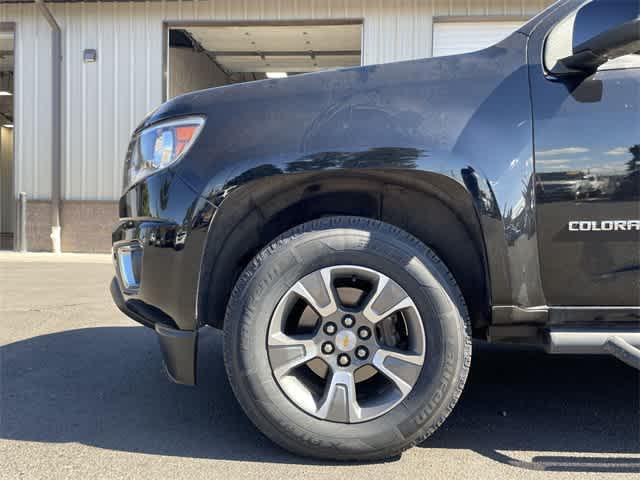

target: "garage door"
[168,23,362,98]
[432,21,524,57]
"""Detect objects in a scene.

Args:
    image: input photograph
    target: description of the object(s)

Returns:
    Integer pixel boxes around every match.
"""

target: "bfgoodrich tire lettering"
[223,216,472,460]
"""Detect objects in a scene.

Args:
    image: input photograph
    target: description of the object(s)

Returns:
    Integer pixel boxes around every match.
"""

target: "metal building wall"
[0,0,553,203]
[0,2,53,202]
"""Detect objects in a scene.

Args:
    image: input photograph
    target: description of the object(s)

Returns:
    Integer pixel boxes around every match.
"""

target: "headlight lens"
[123,116,205,191]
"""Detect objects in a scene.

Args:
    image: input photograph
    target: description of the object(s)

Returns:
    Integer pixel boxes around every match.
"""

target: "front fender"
[167,30,545,325]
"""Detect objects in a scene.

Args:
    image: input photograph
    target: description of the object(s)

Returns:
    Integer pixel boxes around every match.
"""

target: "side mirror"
[554,0,639,75]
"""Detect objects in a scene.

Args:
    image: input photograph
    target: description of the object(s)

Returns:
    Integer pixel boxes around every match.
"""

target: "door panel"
[528,3,640,306]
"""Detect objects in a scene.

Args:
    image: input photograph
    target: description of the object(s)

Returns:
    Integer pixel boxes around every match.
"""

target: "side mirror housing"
[549,0,639,76]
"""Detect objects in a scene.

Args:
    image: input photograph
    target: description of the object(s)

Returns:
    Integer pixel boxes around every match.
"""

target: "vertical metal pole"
[14,193,20,251]
[35,0,62,253]
[18,191,26,252]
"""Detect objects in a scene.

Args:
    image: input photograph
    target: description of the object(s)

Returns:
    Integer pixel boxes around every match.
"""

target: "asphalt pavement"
[1,252,638,479]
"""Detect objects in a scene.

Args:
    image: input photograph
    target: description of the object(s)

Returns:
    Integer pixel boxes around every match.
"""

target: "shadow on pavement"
[422,341,640,473]
[1,326,638,470]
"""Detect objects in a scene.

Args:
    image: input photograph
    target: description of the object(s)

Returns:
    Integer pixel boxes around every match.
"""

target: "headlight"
[123,115,205,191]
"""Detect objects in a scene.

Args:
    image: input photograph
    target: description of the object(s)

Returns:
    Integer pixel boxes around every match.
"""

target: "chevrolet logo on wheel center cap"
[335,331,357,352]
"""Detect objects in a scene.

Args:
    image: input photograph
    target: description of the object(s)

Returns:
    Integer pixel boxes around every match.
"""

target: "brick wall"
[21,200,118,253]
[61,201,118,253]
[25,201,52,252]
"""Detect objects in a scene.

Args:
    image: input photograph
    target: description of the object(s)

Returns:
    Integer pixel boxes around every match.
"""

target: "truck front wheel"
[223,216,471,460]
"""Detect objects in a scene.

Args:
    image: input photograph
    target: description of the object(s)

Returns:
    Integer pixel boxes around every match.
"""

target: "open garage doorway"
[165,22,362,99]
[0,25,14,250]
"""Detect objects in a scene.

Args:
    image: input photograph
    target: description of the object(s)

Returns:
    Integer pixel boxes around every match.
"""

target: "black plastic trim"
[155,323,198,386]
[110,277,155,328]
[111,277,198,385]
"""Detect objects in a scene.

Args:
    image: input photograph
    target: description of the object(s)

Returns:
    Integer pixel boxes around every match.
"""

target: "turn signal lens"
[175,126,199,156]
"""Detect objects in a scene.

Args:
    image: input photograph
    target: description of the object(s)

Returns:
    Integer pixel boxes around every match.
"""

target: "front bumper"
[111,277,198,384]
[110,168,215,385]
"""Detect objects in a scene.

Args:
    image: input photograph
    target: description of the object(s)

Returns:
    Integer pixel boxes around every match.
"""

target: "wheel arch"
[197,169,492,334]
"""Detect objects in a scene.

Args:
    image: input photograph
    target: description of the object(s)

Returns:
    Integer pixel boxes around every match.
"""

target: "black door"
[528,0,640,306]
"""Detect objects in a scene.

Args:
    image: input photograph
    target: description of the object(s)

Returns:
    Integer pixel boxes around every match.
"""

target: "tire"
[223,216,472,460]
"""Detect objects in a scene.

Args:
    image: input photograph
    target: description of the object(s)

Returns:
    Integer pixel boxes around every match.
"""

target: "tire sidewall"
[225,220,469,457]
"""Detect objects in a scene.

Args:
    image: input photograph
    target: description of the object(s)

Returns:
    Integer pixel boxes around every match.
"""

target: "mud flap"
[155,323,198,385]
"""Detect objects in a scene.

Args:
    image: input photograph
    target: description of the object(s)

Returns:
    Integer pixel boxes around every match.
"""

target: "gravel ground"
[1,253,638,480]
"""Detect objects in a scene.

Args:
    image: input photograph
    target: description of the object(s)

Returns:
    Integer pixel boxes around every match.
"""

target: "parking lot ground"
[1,253,639,480]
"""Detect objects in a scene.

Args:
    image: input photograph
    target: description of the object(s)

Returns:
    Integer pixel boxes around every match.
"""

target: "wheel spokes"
[362,275,413,324]
[268,265,426,424]
[290,268,338,317]
[316,370,361,422]
[372,348,424,396]
[268,332,318,378]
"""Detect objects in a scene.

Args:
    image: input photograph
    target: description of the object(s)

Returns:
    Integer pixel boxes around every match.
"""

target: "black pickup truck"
[110,0,640,461]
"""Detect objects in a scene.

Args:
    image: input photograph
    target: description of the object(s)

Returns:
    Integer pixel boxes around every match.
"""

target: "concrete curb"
[0,251,112,264]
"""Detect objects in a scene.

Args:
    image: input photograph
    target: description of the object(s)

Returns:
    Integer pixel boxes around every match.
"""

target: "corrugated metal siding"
[433,0,552,16]
[0,2,53,201]
[0,0,553,201]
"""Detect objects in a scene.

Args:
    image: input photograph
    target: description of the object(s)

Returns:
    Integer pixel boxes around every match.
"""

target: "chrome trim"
[116,244,142,292]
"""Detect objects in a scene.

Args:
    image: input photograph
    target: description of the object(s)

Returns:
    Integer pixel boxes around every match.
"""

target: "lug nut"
[323,322,337,335]
[342,315,355,328]
[337,353,351,367]
[357,326,371,340]
[355,346,369,360]
[322,342,335,354]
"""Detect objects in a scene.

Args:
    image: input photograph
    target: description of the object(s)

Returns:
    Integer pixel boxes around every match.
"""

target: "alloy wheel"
[267,265,426,423]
